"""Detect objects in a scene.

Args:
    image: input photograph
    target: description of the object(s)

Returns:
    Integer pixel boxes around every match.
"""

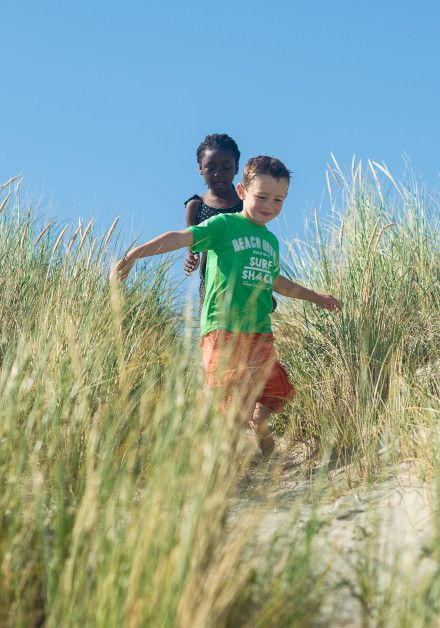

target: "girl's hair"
[196,133,240,166]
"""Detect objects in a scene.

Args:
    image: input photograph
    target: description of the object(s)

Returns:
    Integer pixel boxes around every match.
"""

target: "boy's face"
[199,149,238,194]
[237,175,288,226]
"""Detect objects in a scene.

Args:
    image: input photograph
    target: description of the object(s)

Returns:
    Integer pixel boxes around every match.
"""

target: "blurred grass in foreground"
[0,160,439,627]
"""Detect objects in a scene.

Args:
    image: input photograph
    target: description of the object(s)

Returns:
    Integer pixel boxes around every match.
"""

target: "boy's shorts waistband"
[200,330,295,412]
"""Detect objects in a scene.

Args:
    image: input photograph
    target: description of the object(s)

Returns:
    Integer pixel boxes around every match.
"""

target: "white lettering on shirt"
[231,237,274,255]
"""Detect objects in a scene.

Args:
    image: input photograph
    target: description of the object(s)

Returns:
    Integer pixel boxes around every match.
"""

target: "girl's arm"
[114,229,194,281]
[273,274,342,312]
[184,198,202,275]
[185,198,201,227]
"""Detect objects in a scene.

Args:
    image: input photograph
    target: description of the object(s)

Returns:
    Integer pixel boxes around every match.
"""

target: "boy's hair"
[196,133,240,166]
[243,156,291,188]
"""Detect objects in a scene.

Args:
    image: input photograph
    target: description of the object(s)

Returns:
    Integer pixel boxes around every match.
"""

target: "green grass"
[278,157,440,472]
[0,161,439,626]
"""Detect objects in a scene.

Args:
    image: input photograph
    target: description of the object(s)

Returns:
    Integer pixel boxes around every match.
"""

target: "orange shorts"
[200,330,296,412]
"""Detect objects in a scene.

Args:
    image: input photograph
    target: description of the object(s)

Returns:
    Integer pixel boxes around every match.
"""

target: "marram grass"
[0,180,321,627]
[278,157,440,472]
[0,161,440,627]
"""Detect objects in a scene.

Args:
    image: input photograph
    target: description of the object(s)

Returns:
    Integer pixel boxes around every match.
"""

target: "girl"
[184,133,243,303]
[184,133,277,311]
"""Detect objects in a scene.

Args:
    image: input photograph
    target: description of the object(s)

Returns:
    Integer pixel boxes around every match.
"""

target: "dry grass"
[0,160,439,626]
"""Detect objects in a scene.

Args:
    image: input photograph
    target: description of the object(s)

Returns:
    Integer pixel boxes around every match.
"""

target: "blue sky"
[1,0,439,253]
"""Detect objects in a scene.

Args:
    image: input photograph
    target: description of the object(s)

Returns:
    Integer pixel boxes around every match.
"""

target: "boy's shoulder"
[220,215,280,248]
[225,213,278,234]
[192,213,279,242]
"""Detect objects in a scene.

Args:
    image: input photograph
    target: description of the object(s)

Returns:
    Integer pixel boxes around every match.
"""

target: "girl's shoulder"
[184,194,203,207]
[184,193,242,224]
[197,199,242,223]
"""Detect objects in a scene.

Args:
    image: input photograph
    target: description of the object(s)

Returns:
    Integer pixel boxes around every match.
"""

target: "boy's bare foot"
[258,433,275,458]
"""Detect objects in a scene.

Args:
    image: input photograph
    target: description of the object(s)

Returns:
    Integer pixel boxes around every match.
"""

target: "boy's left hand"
[315,293,342,312]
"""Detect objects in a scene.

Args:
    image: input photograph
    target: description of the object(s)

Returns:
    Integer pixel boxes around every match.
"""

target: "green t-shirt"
[188,213,280,336]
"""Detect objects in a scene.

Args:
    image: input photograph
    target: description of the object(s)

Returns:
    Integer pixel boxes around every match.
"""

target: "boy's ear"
[236,182,246,200]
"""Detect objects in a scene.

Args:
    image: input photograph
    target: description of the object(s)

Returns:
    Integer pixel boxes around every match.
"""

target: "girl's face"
[199,149,238,193]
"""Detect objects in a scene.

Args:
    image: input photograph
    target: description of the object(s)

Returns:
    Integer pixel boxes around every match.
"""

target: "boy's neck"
[238,210,267,227]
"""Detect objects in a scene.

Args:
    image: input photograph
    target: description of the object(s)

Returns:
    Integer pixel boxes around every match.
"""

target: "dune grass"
[278,157,440,473]
[0,161,439,626]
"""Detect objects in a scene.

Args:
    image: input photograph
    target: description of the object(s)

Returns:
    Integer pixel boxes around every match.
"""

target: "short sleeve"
[188,214,225,253]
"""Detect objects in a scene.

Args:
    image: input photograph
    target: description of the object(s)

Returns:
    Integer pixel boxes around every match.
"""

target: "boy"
[114,156,342,456]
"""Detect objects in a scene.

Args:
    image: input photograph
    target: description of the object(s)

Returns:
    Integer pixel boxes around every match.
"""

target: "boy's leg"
[251,337,296,458]
[200,331,290,458]
[250,402,275,457]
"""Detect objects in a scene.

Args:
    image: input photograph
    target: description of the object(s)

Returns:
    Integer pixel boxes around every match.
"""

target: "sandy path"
[235,435,437,626]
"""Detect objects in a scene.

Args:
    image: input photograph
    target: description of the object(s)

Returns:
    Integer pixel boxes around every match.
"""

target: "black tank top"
[184,194,243,223]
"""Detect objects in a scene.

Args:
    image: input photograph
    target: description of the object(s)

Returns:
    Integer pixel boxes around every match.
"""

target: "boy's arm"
[114,229,194,281]
[184,198,202,275]
[273,274,342,312]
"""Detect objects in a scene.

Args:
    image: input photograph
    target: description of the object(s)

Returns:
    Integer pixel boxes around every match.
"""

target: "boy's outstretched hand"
[110,230,195,282]
[184,250,200,275]
[111,256,134,282]
[315,293,342,312]
[273,276,342,312]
